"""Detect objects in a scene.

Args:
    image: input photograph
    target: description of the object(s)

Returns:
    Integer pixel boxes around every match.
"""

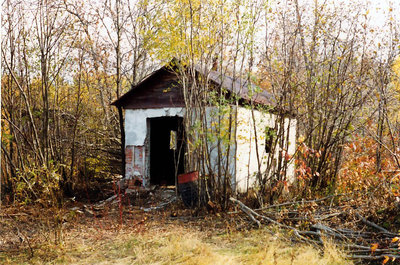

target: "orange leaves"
[295,159,312,180]
[370,238,400,264]
[382,256,396,264]
[382,256,390,264]
[338,134,400,194]
[390,236,400,250]
[295,143,323,181]
[298,143,322,160]
[371,243,379,253]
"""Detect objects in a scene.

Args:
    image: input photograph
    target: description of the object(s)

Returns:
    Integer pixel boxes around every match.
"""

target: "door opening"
[149,116,185,186]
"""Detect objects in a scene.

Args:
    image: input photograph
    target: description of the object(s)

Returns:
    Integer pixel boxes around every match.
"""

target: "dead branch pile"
[230,196,400,263]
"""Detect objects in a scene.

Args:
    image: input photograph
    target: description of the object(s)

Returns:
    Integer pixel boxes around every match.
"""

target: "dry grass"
[0,199,353,265]
[1,222,352,265]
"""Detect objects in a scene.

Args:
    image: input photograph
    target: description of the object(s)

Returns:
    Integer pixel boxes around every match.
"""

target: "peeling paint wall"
[125,108,185,146]
[125,108,184,187]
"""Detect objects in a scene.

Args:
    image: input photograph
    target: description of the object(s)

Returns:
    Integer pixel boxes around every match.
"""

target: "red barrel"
[178,171,199,208]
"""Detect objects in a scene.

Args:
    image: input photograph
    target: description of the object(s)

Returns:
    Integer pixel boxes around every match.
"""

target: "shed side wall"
[235,107,296,192]
[235,107,275,192]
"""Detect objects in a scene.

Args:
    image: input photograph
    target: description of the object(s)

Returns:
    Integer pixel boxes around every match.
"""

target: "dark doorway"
[149,116,185,186]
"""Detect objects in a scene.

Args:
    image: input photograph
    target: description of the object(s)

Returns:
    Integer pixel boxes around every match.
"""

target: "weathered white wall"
[123,106,296,192]
[124,108,184,187]
[125,108,185,146]
[124,107,236,187]
[235,107,297,192]
[235,107,275,192]
[285,117,297,183]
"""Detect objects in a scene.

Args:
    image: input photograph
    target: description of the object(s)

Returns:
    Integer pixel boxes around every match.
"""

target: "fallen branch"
[311,223,347,240]
[229,196,400,263]
[228,194,343,215]
[141,197,177,212]
[230,197,317,243]
[355,213,390,233]
[261,194,342,210]
[229,197,261,228]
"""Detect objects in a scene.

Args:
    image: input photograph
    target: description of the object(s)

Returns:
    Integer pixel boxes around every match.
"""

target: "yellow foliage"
[393,56,400,92]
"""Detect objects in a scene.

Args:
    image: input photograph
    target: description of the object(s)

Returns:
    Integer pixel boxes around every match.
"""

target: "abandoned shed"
[112,60,297,193]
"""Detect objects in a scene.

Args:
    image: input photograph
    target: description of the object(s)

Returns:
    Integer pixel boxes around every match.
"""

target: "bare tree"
[260,0,380,193]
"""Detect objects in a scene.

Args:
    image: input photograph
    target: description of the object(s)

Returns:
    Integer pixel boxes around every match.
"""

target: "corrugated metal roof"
[205,68,275,106]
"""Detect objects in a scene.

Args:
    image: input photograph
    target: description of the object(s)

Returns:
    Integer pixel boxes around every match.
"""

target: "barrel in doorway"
[178,171,199,208]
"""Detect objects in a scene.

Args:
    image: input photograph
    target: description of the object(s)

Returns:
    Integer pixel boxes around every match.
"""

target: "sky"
[305,0,400,27]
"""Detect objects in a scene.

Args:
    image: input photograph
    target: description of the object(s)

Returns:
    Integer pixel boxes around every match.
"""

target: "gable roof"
[111,64,177,108]
[111,60,276,108]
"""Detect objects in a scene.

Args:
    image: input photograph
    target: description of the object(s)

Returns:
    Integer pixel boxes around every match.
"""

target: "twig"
[311,223,347,240]
[15,226,34,259]
[228,194,343,215]
[355,213,390,233]
[0,213,29,217]
[230,197,315,243]
[260,194,342,210]
[229,197,400,263]
[141,197,177,212]
[229,197,261,228]
[348,254,400,260]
